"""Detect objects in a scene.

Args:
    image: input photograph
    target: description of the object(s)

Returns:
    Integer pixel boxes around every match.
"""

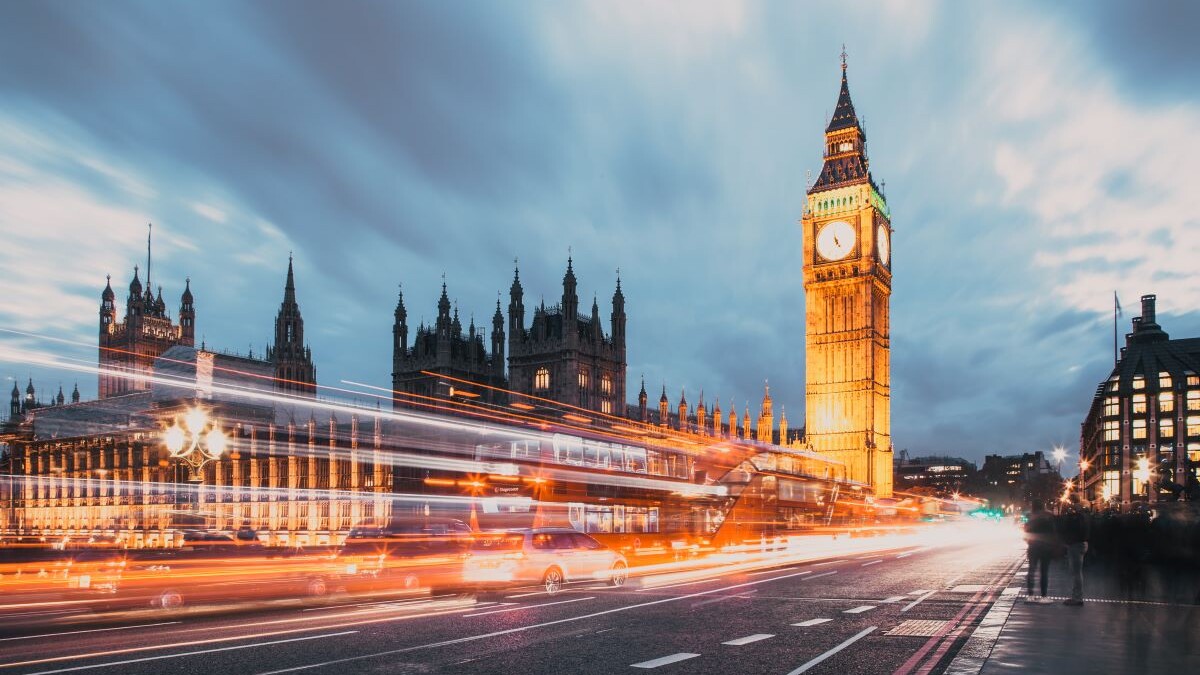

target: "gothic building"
[266,256,317,397]
[507,258,626,416]
[391,281,507,408]
[801,55,894,496]
[98,251,195,399]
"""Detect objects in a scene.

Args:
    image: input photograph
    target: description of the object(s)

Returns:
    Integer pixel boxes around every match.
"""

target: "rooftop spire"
[826,48,861,133]
[284,253,296,303]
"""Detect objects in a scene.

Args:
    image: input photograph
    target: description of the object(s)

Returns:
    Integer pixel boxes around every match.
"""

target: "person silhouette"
[1024,501,1055,603]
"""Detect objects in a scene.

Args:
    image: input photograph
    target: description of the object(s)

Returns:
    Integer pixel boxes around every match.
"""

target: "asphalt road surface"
[0,528,1025,675]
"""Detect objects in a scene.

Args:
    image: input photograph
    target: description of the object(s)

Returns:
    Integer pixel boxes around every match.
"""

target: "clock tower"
[801,55,893,497]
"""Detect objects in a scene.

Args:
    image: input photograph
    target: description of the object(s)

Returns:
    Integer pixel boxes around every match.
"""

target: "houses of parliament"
[3,56,895,544]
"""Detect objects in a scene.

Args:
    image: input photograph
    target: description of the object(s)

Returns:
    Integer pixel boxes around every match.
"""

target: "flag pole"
[1113,291,1120,367]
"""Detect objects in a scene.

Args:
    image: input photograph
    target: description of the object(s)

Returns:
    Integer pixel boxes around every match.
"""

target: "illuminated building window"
[578,368,590,389]
[1159,372,1173,389]
[1188,416,1200,438]
[1103,420,1120,442]
[1160,392,1175,413]
[1188,390,1200,411]
[601,399,613,415]
[1187,372,1199,386]
[1104,396,1120,416]
[1132,376,1145,390]
[1132,419,1147,439]
[600,373,613,395]
[1131,394,1147,414]
[1160,418,1175,438]
[534,367,550,391]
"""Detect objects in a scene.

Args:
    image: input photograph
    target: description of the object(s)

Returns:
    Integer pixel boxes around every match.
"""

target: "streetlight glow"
[1052,447,1066,464]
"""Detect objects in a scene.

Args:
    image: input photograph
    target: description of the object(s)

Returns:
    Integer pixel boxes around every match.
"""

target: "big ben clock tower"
[801,54,893,497]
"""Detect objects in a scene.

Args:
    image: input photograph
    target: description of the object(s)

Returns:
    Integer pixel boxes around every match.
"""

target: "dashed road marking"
[812,559,847,566]
[792,618,833,627]
[463,596,594,617]
[844,605,877,614]
[908,589,932,595]
[631,653,701,669]
[882,596,906,603]
[723,634,774,646]
[784,627,878,674]
[861,560,882,567]
[901,590,938,613]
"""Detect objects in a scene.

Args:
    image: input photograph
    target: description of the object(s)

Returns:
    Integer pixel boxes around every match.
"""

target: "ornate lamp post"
[162,407,227,531]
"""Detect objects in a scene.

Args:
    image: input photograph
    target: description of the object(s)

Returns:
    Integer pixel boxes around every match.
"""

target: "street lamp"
[163,407,227,531]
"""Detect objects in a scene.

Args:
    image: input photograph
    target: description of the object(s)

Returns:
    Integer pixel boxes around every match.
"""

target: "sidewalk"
[949,554,1200,673]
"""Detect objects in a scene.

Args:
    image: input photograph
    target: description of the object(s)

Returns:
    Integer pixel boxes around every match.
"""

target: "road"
[0,526,1026,675]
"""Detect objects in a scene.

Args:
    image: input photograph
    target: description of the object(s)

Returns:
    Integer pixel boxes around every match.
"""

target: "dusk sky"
[1,0,1198,465]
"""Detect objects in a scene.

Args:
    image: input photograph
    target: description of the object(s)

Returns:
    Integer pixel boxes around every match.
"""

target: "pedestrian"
[1057,494,1090,605]
[1024,500,1055,603]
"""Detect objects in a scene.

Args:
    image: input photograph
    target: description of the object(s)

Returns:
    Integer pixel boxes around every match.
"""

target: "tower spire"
[146,222,152,290]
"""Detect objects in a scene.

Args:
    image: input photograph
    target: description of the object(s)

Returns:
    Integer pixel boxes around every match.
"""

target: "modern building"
[507,259,627,417]
[1079,295,1200,505]
[893,454,976,497]
[801,55,894,496]
[976,451,1059,506]
[391,281,507,409]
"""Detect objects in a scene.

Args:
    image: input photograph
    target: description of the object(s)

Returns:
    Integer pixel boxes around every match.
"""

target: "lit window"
[1104,396,1120,417]
[534,367,550,391]
[1187,372,1199,387]
[1159,392,1175,413]
[1188,416,1200,437]
[1159,372,1173,389]
[1160,418,1175,438]
[1132,376,1145,390]
[1132,418,1147,439]
[601,399,612,415]
[1103,420,1120,442]
[1131,394,1147,414]
[1188,390,1200,411]
[600,373,613,395]
[578,368,590,389]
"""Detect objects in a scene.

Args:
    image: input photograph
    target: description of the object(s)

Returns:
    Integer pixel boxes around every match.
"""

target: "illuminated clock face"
[877,224,890,266]
[816,220,856,261]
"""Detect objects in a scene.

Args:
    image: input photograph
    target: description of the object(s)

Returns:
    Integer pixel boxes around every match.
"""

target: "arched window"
[578,368,590,389]
[600,373,613,395]
[534,367,550,391]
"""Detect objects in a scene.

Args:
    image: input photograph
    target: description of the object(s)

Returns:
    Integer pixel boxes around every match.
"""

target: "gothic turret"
[127,266,143,318]
[638,377,648,422]
[9,380,19,419]
[491,297,505,378]
[71,382,80,404]
[611,273,626,347]
[658,384,669,428]
[179,278,195,344]
[267,255,317,397]
[562,256,578,333]
[713,397,722,436]
[393,286,408,356]
[509,263,525,337]
[100,275,116,332]
[677,388,688,432]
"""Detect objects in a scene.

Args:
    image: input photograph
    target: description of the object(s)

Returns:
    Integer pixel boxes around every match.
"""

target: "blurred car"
[460,527,628,595]
[336,518,473,595]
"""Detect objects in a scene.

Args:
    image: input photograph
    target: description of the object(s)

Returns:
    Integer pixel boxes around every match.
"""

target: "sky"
[1,0,1198,465]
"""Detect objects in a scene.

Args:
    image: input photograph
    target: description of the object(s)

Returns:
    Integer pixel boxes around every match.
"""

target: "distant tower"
[180,278,195,344]
[9,380,19,419]
[757,382,774,443]
[728,402,737,440]
[267,255,317,397]
[696,391,707,435]
[638,377,648,422]
[491,297,506,381]
[658,385,669,428]
[677,388,688,432]
[713,397,723,436]
[71,383,80,404]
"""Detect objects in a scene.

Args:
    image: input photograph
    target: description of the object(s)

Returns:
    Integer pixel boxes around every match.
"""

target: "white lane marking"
[723,633,774,646]
[909,589,932,595]
[843,605,877,614]
[861,560,882,567]
[636,575,730,592]
[505,591,549,599]
[805,571,838,581]
[784,626,878,675]
[631,653,701,669]
[881,596,906,604]
[463,596,594,617]
[812,559,847,566]
[302,596,433,612]
[896,552,913,559]
[856,555,883,560]
[25,632,358,675]
[746,567,803,576]
[0,622,180,642]
[253,569,820,674]
[901,590,938,613]
[792,618,833,627]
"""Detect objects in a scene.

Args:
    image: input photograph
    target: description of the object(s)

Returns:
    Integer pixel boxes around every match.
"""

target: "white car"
[461,528,628,594]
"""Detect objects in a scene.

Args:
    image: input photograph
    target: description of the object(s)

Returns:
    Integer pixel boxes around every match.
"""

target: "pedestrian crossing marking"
[886,619,949,637]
